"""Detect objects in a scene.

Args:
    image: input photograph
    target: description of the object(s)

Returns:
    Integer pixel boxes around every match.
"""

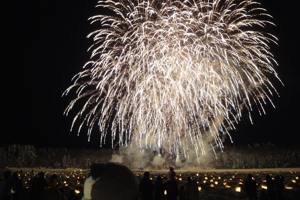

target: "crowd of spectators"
[0,170,82,200]
[0,167,217,200]
[1,164,299,200]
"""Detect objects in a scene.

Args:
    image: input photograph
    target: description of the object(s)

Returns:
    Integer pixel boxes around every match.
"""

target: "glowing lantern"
[235,187,241,192]
[75,190,80,194]
[198,186,201,191]
[261,185,267,190]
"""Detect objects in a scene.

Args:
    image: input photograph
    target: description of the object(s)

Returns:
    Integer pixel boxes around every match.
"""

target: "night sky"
[5,0,299,149]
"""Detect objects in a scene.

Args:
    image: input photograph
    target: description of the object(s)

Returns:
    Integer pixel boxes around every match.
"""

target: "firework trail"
[63,0,281,162]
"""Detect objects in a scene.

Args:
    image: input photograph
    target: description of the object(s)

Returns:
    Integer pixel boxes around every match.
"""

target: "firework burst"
[63,0,281,161]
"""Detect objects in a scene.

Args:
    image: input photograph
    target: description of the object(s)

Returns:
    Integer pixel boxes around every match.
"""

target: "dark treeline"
[0,144,112,169]
[212,143,300,169]
[1,143,299,170]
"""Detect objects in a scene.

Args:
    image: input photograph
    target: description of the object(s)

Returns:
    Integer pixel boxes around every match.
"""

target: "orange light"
[75,190,80,194]
[235,187,241,192]
[261,185,267,189]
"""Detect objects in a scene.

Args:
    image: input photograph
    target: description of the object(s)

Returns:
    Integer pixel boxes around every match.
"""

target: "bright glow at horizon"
[64,0,281,161]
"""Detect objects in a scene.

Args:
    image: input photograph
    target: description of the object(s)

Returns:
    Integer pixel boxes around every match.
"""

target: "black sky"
[5,0,300,149]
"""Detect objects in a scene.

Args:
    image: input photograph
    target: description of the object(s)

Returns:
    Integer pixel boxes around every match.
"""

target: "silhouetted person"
[10,172,23,200]
[167,167,176,181]
[139,172,154,200]
[50,174,58,180]
[179,185,187,200]
[37,172,48,188]
[154,176,165,200]
[244,174,257,200]
[90,163,139,200]
[265,174,277,200]
[274,175,284,200]
[36,171,48,198]
[41,179,62,200]
[0,171,11,200]
[164,179,178,200]
[186,177,198,200]
[82,163,101,200]
[50,174,61,188]
[24,178,40,200]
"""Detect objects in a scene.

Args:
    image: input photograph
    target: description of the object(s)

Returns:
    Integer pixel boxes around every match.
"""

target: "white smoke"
[119,145,155,169]
[112,114,229,169]
[152,154,167,167]
[110,154,123,163]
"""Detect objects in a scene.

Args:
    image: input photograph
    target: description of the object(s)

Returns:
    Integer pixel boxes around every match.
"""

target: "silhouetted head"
[275,175,284,182]
[11,173,18,180]
[50,174,58,180]
[247,174,253,180]
[170,167,174,172]
[144,172,150,179]
[90,163,103,179]
[265,174,272,182]
[90,163,139,200]
[39,172,45,179]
